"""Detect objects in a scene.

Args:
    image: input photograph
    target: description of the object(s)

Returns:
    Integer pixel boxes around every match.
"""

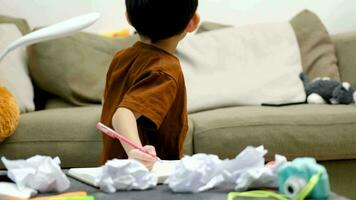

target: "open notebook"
[67,160,179,187]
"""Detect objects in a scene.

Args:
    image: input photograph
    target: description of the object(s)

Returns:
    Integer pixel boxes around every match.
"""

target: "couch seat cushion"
[0,106,195,169]
[190,104,356,161]
[0,106,103,168]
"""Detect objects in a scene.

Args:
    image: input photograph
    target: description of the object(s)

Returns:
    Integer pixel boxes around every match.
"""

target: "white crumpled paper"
[96,159,157,193]
[166,146,287,193]
[233,154,287,191]
[222,145,267,183]
[1,155,70,193]
[166,154,224,193]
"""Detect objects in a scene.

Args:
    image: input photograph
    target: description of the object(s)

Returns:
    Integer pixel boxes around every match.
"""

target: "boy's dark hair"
[126,0,198,43]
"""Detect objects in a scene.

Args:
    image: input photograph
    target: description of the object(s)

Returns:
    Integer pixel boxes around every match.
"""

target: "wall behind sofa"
[0,0,356,34]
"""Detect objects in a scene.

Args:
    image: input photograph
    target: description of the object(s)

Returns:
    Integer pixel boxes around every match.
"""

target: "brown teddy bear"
[0,86,20,142]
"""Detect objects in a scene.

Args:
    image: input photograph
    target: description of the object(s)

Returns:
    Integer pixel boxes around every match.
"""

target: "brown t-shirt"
[100,41,188,164]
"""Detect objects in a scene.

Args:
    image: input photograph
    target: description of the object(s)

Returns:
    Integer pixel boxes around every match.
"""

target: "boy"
[100,0,200,169]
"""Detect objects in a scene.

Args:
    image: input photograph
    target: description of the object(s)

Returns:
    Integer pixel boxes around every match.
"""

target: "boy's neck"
[139,35,183,55]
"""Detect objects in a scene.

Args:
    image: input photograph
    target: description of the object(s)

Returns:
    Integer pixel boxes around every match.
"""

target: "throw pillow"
[197,21,231,34]
[28,32,139,105]
[290,10,340,81]
[0,15,31,35]
[178,22,306,113]
[197,9,341,81]
[196,21,231,34]
[0,24,35,113]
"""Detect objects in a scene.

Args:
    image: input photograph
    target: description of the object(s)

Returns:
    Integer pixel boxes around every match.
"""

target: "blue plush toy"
[300,73,356,105]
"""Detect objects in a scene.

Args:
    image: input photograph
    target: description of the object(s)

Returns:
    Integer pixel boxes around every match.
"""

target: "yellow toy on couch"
[0,86,19,142]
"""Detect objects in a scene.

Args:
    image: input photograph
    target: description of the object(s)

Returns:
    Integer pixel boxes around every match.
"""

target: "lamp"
[0,12,101,62]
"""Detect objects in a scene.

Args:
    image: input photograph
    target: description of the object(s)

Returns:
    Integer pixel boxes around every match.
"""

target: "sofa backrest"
[331,31,356,88]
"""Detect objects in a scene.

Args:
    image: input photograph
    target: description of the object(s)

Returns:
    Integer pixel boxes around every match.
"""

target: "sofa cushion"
[179,23,306,113]
[0,106,103,168]
[0,23,35,113]
[290,10,340,81]
[184,117,194,156]
[331,31,356,88]
[198,9,341,81]
[0,105,194,168]
[0,15,31,35]
[28,32,138,106]
[189,105,356,161]
[196,21,231,34]
[45,98,76,110]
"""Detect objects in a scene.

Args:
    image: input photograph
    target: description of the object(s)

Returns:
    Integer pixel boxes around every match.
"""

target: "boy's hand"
[128,145,158,170]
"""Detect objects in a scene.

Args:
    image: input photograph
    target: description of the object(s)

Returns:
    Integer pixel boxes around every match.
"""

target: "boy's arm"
[111,107,157,169]
[112,107,142,152]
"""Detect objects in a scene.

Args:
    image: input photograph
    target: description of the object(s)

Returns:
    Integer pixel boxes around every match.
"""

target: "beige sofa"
[1,14,356,198]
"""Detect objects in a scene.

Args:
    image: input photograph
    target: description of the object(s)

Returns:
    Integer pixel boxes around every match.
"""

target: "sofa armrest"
[331,31,356,87]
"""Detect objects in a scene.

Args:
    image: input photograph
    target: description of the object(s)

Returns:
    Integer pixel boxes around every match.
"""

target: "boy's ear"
[185,13,200,33]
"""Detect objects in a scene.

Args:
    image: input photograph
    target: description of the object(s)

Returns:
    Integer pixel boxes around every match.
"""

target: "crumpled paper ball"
[1,155,70,193]
[221,146,267,183]
[232,154,287,191]
[166,154,224,193]
[96,159,157,193]
[0,86,19,142]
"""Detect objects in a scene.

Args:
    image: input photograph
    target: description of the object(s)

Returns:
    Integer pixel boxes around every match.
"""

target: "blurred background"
[0,0,356,34]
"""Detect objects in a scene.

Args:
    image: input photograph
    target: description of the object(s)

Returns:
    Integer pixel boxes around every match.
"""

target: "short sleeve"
[119,71,178,128]
[103,54,120,99]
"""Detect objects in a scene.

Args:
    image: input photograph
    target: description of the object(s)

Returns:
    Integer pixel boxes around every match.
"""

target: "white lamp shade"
[0,12,101,62]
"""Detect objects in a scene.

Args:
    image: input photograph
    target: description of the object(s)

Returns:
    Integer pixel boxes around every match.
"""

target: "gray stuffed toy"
[300,73,356,105]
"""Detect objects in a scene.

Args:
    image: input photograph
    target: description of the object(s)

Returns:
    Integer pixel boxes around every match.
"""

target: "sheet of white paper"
[151,160,179,184]
[1,155,70,193]
[68,167,103,187]
[68,160,179,189]
[0,182,36,199]
[96,159,157,193]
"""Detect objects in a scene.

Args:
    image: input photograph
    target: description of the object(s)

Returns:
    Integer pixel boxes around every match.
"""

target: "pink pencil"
[96,122,160,161]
